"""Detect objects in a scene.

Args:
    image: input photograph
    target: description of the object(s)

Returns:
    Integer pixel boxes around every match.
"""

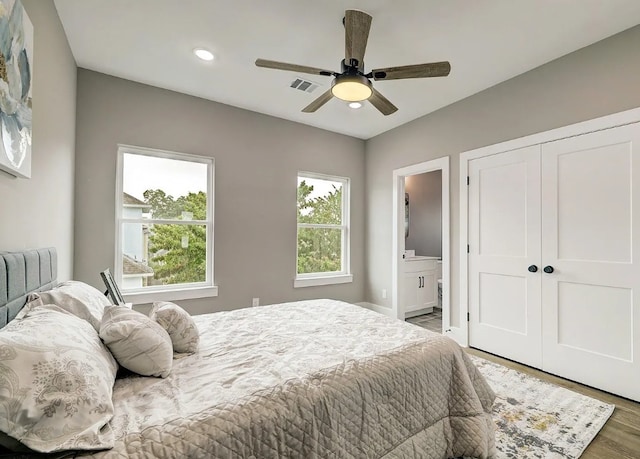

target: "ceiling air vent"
[290,77,320,93]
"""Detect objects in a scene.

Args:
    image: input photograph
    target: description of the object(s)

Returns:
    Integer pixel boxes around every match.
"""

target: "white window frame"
[294,171,352,288]
[115,144,217,304]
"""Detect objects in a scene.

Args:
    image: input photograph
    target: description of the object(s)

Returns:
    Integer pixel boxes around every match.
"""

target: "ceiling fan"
[255,9,451,116]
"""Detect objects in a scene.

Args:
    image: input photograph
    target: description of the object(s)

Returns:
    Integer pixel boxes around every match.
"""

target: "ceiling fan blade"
[344,10,372,70]
[302,90,334,113]
[368,88,398,116]
[371,61,451,81]
[255,59,334,77]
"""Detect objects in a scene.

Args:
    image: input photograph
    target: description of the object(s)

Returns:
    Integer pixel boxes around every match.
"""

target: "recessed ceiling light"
[194,48,214,61]
[348,102,363,109]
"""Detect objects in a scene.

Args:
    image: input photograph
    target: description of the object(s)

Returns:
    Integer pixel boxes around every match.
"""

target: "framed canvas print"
[0,0,33,178]
[100,268,126,305]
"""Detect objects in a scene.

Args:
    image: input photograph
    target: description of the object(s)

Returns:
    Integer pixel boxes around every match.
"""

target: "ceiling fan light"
[331,75,372,102]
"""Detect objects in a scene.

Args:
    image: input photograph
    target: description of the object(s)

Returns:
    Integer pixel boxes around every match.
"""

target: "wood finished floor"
[408,312,640,458]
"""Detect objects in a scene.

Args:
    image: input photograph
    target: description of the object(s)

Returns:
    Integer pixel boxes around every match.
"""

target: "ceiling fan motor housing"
[343,58,362,73]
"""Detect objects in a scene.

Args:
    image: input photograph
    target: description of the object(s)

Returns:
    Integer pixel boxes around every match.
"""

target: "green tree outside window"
[297,179,344,274]
[143,190,207,285]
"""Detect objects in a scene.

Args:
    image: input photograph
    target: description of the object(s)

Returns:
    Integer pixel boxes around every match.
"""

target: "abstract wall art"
[0,0,32,178]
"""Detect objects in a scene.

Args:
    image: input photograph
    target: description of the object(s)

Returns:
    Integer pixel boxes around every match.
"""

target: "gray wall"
[74,70,365,314]
[0,0,76,279]
[365,25,640,327]
[405,171,442,258]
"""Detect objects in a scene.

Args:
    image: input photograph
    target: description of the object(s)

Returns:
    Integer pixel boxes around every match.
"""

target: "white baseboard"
[355,302,393,317]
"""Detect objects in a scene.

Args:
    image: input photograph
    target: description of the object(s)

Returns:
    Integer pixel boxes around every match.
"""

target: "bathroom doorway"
[391,157,450,333]
[405,170,442,261]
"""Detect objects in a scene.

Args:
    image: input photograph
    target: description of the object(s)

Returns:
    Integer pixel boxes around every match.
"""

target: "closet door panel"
[556,140,631,262]
[541,122,640,401]
[468,145,542,367]
[557,282,632,361]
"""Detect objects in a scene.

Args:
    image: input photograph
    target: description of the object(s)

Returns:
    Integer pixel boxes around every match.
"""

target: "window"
[295,172,352,287]
[116,145,216,303]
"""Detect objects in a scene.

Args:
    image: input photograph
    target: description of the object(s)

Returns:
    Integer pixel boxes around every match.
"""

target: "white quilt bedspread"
[81,299,495,458]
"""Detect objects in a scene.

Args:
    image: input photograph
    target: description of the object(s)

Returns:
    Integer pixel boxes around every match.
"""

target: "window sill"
[123,285,218,305]
[294,274,353,288]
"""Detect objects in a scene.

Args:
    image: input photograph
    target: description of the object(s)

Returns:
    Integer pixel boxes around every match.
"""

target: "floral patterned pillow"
[100,305,173,378]
[150,301,200,354]
[18,280,111,332]
[0,305,118,453]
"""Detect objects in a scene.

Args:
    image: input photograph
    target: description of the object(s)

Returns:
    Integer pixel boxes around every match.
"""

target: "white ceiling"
[53,0,640,139]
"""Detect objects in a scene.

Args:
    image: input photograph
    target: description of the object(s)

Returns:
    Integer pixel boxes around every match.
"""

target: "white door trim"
[392,156,450,330]
[459,106,640,349]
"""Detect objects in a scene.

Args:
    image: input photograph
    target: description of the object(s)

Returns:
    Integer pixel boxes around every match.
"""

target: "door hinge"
[467,176,469,185]
[467,244,470,253]
[467,312,470,322]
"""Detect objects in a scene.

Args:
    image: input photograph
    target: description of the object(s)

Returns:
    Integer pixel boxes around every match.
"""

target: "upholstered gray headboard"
[0,248,57,328]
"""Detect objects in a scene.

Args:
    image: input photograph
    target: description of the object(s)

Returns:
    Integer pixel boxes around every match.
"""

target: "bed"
[0,248,496,458]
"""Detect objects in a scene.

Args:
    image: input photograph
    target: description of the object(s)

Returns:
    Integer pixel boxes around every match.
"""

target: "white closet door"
[541,123,640,401]
[468,145,542,367]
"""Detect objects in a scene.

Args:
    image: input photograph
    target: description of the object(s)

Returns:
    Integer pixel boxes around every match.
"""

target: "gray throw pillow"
[150,301,200,354]
[100,305,173,378]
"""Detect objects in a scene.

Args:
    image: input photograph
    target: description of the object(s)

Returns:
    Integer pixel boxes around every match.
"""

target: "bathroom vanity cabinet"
[403,257,438,317]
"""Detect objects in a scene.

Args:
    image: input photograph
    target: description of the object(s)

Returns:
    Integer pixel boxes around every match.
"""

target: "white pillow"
[0,305,118,453]
[19,280,111,332]
[100,305,173,378]
[150,301,200,354]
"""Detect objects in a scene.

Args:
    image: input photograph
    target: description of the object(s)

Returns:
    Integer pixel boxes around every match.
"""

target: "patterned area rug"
[471,356,614,459]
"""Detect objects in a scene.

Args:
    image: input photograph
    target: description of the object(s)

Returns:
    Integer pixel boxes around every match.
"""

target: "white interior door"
[541,123,640,400]
[468,145,542,368]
